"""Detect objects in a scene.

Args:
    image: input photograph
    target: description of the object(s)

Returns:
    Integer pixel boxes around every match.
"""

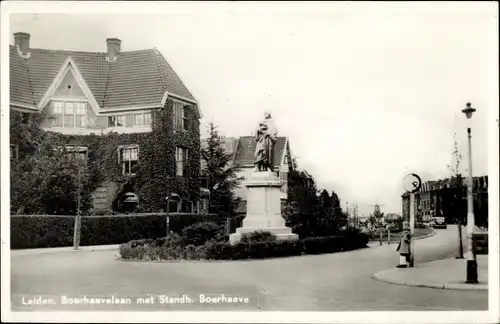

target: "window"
[65,146,88,163]
[10,144,18,161]
[175,147,188,176]
[133,112,152,126]
[119,146,139,175]
[52,101,64,127]
[134,113,144,126]
[51,101,86,128]
[21,112,30,125]
[200,176,209,188]
[108,115,125,127]
[144,112,152,126]
[64,102,74,127]
[173,101,187,131]
[75,103,86,128]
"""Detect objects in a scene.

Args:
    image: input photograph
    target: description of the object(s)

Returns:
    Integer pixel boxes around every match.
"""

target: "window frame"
[133,112,152,127]
[175,146,188,176]
[51,100,87,129]
[108,115,126,128]
[55,145,88,164]
[173,101,187,131]
[118,145,139,176]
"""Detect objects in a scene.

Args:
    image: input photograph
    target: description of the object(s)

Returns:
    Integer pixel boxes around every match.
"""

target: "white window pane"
[75,116,86,128]
[123,149,130,160]
[130,148,138,160]
[144,113,151,125]
[76,103,86,115]
[53,115,63,127]
[53,102,63,114]
[117,115,125,126]
[64,115,74,128]
[65,102,74,115]
[134,114,143,126]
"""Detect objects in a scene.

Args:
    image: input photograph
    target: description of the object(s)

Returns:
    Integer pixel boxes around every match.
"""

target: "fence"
[10,212,220,250]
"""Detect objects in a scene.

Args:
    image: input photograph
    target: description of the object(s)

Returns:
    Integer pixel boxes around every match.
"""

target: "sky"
[5,2,498,216]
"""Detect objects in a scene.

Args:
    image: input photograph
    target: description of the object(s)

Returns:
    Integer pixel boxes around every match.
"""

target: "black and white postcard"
[1,1,498,323]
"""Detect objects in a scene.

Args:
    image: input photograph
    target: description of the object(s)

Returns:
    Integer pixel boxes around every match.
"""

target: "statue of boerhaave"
[254,112,278,172]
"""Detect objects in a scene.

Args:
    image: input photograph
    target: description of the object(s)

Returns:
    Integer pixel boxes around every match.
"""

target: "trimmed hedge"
[10,214,222,249]
[240,230,277,244]
[119,230,369,261]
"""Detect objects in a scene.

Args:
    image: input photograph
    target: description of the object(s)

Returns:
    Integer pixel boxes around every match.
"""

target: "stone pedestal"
[229,171,298,244]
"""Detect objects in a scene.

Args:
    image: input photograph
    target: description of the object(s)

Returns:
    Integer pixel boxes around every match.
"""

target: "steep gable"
[10,44,198,114]
[52,69,86,99]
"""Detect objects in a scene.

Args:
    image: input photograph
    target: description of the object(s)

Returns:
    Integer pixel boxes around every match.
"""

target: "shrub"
[10,214,222,249]
[120,231,369,261]
[182,221,225,246]
[240,230,277,244]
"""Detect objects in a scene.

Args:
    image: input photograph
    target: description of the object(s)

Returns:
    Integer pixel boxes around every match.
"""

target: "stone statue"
[254,112,278,172]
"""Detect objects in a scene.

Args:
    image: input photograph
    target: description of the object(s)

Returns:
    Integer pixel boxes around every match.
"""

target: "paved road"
[10,226,487,311]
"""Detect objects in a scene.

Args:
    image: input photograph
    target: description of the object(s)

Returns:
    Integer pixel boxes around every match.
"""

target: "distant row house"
[401,175,489,226]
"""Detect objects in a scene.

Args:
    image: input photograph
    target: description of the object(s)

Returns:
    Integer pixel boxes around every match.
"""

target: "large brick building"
[401,175,488,226]
[10,32,203,213]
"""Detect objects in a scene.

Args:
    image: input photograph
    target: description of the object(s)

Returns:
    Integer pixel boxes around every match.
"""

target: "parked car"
[430,216,447,229]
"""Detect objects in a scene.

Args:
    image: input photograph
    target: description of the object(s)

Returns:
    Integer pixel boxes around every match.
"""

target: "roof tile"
[9,45,196,110]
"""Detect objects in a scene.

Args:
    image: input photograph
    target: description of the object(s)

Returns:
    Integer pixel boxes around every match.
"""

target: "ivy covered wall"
[10,97,201,214]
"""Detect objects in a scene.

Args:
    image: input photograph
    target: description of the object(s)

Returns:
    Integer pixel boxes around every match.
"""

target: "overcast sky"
[6,2,497,216]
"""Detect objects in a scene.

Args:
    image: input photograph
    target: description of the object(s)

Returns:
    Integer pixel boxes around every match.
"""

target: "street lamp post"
[73,160,82,250]
[462,102,478,284]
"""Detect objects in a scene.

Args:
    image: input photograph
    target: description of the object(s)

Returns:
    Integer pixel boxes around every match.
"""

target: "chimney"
[14,32,31,57]
[106,38,121,62]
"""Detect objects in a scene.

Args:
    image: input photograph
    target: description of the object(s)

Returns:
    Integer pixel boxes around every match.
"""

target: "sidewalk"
[11,244,120,256]
[373,255,488,291]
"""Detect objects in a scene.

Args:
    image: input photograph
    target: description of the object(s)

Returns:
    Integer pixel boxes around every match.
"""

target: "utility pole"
[409,191,415,267]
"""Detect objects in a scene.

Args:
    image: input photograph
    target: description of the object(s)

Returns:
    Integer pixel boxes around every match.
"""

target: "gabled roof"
[233,136,287,168]
[9,45,197,111]
[199,137,239,171]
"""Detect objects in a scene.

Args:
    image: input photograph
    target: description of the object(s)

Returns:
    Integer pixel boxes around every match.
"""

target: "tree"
[284,169,320,237]
[200,123,242,218]
[331,190,347,228]
[448,133,465,258]
[10,133,95,215]
[373,209,384,225]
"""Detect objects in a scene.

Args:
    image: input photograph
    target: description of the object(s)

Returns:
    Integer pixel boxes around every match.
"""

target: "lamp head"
[461,102,476,119]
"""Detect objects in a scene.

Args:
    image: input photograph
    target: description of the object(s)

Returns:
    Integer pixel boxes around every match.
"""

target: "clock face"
[403,173,422,193]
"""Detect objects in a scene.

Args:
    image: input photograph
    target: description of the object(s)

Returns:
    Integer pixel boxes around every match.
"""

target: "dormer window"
[51,101,87,128]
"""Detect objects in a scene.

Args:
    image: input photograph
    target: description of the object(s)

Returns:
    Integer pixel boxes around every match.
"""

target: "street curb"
[371,271,488,291]
[11,244,120,256]
[414,228,437,240]
[368,228,436,247]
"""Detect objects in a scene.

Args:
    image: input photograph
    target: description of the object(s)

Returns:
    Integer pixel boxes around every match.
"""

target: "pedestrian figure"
[396,222,411,268]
